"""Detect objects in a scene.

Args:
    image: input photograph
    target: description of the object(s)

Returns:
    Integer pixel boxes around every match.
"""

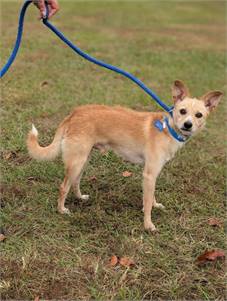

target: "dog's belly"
[113,146,144,164]
[94,143,144,164]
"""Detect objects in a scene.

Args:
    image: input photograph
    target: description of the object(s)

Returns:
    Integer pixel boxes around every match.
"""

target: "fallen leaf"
[89,175,97,182]
[40,80,49,88]
[119,257,135,267]
[122,171,132,177]
[4,152,12,160]
[40,112,49,118]
[0,234,6,242]
[27,176,39,184]
[208,218,222,227]
[197,249,225,264]
[3,151,17,160]
[109,255,118,267]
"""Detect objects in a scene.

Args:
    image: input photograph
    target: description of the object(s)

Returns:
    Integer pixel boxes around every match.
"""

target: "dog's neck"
[167,117,190,142]
[154,115,189,143]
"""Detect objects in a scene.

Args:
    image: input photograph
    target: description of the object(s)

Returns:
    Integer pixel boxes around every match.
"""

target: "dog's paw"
[80,194,90,200]
[58,207,71,215]
[154,202,165,210]
[144,221,157,232]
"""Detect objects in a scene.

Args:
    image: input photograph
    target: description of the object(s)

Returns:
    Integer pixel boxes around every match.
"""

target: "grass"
[1,0,226,300]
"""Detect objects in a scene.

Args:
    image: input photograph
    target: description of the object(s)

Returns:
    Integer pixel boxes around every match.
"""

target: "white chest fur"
[164,139,184,163]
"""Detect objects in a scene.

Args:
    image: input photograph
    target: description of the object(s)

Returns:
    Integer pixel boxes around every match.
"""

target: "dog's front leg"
[143,169,157,231]
[143,160,163,231]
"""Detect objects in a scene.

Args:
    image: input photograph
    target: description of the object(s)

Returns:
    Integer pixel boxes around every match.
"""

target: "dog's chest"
[164,140,183,163]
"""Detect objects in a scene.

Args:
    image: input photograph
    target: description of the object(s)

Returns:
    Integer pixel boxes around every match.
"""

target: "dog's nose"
[184,121,192,129]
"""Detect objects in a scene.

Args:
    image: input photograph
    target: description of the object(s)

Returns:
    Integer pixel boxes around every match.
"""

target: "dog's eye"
[195,112,203,118]
[180,109,187,115]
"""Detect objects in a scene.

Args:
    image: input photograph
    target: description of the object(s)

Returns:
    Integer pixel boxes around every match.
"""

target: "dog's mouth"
[180,127,193,136]
[181,127,191,132]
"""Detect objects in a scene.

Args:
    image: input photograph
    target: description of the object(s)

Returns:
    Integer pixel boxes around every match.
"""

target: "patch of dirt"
[1,257,95,300]
[0,150,31,165]
[0,184,27,207]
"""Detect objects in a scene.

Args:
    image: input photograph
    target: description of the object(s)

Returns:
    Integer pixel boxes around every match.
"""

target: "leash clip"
[154,120,164,132]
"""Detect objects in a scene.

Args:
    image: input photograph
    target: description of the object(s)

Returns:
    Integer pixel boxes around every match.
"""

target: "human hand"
[33,0,59,19]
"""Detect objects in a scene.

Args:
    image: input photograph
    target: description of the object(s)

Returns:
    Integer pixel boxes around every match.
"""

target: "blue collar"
[154,117,188,143]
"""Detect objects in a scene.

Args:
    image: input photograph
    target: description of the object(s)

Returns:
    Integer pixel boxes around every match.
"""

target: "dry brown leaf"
[40,80,49,88]
[0,234,6,242]
[119,257,135,267]
[40,112,49,118]
[197,249,225,264]
[122,171,132,178]
[208,218,222,227]
[3,151,17,161]
[4,152,12,160]
[89,175,97,182]
[109,255,118,267]
[27,176,39,184]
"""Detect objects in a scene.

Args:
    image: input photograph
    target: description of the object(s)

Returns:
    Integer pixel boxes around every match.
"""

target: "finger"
[38,0,47,19]
[48,1,59,18]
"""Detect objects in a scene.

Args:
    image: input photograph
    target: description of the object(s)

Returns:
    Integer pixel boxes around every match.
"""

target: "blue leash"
[0,0,32,78]
[1,0,173,116]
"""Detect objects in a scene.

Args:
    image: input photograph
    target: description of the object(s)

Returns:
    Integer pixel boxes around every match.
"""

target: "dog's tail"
[26,123,65,161]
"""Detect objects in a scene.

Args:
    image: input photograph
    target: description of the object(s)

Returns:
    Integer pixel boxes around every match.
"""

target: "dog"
[27,80,223,231]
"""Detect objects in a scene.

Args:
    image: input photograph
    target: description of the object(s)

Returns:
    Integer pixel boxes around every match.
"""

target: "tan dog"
[27,80,223,231]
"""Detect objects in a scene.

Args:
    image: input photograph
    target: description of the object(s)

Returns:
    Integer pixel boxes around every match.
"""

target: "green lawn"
[1,1,226,299]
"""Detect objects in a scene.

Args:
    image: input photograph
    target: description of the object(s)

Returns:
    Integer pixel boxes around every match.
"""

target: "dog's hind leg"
[58,173,72,214]
[58,157,90,214]
[72,158,90,200]
[57,139,92,214]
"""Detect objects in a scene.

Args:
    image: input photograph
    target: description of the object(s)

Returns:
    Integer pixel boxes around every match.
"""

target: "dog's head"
[172,80,223,137]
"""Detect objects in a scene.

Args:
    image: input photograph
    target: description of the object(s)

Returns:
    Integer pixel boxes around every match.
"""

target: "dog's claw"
[154,202,165,210]
[80,194,90,200]
[144,221,157,232]
[58,207,71,215]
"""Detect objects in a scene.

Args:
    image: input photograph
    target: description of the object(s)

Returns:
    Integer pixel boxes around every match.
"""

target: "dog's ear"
[172,80,189,103]
[201,91,223,112]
